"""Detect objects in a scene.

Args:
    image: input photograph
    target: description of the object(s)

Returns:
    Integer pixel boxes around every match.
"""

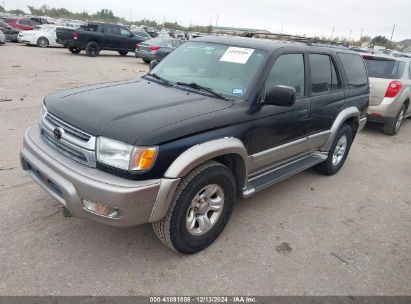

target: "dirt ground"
[0,43,410,296]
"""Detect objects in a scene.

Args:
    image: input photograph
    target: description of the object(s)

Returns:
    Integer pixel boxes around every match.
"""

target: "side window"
[265,53,305,97]
[309,54,332,94]
[396,62,406,78]
[107,27,121,35]
[120,28,131,37]
[338,53,368,87]
[19,19,29,25]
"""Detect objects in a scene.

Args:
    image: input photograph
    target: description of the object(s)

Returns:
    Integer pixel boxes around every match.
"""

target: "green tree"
[0,5,5,12]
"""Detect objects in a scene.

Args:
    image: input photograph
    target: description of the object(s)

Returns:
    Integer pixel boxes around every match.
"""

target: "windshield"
[150,41,267,99]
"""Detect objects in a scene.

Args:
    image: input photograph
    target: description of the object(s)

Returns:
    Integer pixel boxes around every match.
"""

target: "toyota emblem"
[53,127,63,140]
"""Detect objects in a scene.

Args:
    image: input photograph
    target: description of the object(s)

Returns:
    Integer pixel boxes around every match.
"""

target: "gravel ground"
[0,43,410,296]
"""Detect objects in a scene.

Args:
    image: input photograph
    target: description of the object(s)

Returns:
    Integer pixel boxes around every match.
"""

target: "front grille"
[41,130,89,165]
[44,114,91,141]
[40,111,96,167]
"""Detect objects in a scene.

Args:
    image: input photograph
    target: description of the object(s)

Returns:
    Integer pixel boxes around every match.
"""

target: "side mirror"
[264,85,296,107]
[149,60,158,71]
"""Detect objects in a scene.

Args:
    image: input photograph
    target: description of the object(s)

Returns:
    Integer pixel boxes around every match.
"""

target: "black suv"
[20,36,369,253]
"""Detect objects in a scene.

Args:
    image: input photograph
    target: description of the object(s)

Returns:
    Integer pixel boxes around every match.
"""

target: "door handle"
[298,109,309,118]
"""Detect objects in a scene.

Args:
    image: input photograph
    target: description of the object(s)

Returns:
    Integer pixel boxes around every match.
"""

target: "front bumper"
[20,125,164,227]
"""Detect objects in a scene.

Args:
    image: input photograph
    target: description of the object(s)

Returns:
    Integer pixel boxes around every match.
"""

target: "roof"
[192,35,358,54]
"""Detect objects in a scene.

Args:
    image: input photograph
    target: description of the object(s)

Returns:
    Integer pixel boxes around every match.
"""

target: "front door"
[249,52,311,169]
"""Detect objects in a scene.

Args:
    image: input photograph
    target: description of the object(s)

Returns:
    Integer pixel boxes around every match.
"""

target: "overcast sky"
[5,0,411,41]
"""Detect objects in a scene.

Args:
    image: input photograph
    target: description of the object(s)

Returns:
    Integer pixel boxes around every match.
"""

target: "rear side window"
[309,54,340,94]
[265,53,305,97]
[338,53,368,86]
[363,58,405,79]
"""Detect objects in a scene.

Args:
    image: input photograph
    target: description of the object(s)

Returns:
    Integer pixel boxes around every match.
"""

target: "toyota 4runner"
[20,36,369,253]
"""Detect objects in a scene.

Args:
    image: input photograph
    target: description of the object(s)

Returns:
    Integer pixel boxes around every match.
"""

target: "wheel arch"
[321,107,360,152]
[150,138,248,223]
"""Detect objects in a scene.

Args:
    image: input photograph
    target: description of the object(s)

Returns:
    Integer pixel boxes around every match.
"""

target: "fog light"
[82,199,122,219]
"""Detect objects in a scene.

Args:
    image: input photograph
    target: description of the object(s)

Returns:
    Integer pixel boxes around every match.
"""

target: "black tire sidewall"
[37,37,48,47]
[86,42,100,57]
[325,124,353,175]
[385,105,405,135]
[170,166,236,254]
[69,47,81,54]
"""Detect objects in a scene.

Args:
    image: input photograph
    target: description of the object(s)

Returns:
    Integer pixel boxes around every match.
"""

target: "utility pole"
[331,27,335,40]
[129,10,133,22]
[349,30,352,43]
[215,14,219,28]
[388,24,396,48]
[360,28,363,40]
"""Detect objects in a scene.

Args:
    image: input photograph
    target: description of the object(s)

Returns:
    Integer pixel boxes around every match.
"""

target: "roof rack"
[243,32,349,48]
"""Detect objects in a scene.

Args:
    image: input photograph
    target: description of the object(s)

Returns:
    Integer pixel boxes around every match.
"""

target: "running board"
[242,152,328,198]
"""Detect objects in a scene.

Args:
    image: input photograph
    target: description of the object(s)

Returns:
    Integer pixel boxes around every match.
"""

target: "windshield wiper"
[146,73,172,86]
[176,82,228,100]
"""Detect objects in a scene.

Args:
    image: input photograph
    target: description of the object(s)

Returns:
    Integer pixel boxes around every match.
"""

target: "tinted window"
[310,54,332,94]
[265,54,305,97]
[331,60,340,90]
[338,53,368,86]
[19,19,30,25]
[107,26,120,35]
[363,58,404,79]
[120,28,131,37]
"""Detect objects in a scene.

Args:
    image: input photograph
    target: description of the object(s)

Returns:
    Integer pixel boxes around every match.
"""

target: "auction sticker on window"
[220,47,255,64]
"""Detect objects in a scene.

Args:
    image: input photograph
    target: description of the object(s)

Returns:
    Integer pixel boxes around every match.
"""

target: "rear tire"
[118,50,128,56]
[143,58,151,63]
[85,41,101,57]
[153,161,236,254]
[68,46,81,54]
[383,105,405,136]
[37,37,48,48]
[315,124,353,176]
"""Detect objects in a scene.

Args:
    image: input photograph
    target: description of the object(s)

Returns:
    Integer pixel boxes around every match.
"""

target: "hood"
[45,79,234,145]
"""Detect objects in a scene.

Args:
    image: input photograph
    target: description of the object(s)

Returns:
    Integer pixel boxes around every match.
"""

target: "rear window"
[338,53,368,87]
[363,57,405,79]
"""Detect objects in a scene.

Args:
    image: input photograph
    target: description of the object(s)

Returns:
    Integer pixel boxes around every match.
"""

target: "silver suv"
[363,54,411,135]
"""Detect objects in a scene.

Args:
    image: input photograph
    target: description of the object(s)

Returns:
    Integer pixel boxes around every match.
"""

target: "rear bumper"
[367,97,403,121]
[135,50,155,60]
[20,125,171,227]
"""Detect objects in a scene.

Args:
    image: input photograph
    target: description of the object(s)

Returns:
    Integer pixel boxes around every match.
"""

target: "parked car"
[0,30,5,44]
[0,20,20,42]
[1,18,40,30]
[130,29,151,41]
[362,54,411,135]
[17,25,61,48]
[30,17,52,25]
[56,22,147,56]
[21,36,369,253]
[144,27,158,38]
[173,30,185,39]
[158,29,170,38]
[135,37,183,63]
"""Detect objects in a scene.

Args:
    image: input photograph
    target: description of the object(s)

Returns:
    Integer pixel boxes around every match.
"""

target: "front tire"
[68,46,81,54]
[118,50,128,56]
[384,105,405,136]
[143,58,151,63]
[153,161,236,254]
[315,124,353,175]
[37,37,48,48]
[85,41,101,57]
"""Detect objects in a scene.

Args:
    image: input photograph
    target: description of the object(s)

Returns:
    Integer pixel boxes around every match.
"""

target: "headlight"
[97,137,158,172]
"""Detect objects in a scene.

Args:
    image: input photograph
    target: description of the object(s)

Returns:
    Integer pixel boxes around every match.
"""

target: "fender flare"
[165,137,249,179]
[321,106,360,152]
[150,137,249,222]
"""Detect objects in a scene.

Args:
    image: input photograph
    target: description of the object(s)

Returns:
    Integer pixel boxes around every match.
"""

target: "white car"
[158,29,170,38]
[0,30,5,44]
[17,25,62,48]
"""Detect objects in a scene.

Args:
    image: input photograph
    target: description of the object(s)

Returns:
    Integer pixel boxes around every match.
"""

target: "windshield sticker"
[232,88,245,96]
[220,47,255,64]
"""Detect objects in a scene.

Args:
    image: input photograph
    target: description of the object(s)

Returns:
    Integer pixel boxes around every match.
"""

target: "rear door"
[309,53,345,133]
[104,26,123,49]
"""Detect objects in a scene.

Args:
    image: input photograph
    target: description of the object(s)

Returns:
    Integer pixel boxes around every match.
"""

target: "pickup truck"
[56,22,148,57]
[20,36,369,253]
